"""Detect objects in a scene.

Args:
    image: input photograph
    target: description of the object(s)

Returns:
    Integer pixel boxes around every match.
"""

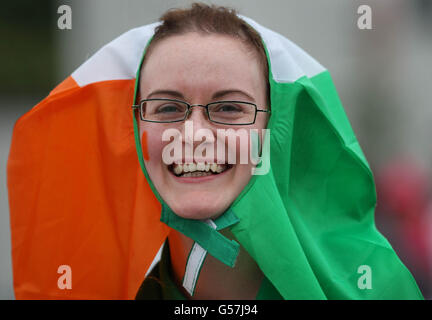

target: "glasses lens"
[141,99,188,122]
[208,102,256,124]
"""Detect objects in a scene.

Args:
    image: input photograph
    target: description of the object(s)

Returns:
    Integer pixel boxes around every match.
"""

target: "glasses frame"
[132,98,271,125]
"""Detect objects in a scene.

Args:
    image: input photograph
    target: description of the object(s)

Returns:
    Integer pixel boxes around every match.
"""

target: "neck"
[168,228,263,299]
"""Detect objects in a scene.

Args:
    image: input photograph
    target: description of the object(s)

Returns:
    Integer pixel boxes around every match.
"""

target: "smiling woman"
[7,2,424,300]
[134,4,272,299]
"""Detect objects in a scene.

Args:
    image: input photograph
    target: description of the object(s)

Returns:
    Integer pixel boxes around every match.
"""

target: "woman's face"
[139,32,268,220]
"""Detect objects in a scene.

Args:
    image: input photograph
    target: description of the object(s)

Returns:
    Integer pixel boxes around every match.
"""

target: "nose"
[180,104,216,153]
[184,104,210,129]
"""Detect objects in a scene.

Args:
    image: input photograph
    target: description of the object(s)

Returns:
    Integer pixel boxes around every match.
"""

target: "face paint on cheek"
[141,130,150,161]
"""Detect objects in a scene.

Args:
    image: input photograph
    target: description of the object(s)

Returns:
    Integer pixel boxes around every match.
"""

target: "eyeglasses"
[132,98,271,125]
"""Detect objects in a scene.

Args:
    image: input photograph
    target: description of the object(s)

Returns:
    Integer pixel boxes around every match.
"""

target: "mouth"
[168,162,234,178]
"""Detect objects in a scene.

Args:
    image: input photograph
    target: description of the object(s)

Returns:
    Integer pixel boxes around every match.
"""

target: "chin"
[168,197,231,221]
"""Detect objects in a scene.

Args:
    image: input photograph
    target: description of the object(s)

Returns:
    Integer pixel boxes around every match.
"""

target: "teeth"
[189,163,196,172]
[171,162,228,176]
[173,164,183,175]
[182,171,213,178]
[196,162,205,171]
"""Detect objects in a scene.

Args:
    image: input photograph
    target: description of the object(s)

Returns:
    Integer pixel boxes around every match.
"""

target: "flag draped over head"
[7,16,423,299]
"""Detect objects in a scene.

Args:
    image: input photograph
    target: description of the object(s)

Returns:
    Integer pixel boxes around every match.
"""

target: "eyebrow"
[146,89,255,102]
[212,89,255,102]
[146,90,184,99]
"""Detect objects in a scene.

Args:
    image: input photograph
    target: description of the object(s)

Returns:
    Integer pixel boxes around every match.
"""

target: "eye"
[213,104,242,112]
[156,103,185,113]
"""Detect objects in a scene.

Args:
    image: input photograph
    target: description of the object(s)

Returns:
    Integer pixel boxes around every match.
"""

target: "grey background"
[1,0,431,299]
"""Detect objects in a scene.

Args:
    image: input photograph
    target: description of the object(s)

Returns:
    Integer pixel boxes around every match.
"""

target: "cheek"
[230,127,266,165]
[254,117,270,153]
[236,130,251,165]
[139,123,166,166]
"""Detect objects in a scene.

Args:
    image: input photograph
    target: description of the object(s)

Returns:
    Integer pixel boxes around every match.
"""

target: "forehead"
[139,32,264,98]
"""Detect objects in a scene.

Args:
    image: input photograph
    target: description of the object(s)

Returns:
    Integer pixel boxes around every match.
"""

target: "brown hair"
[140,2,269,102]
